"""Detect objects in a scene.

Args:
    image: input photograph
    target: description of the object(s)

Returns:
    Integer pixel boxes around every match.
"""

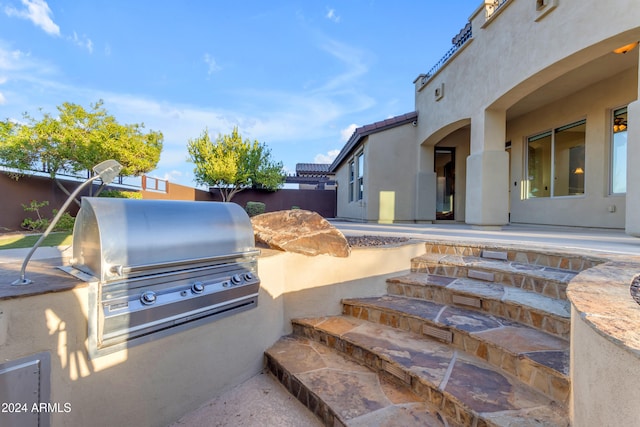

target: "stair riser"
[424,243,600,272]
[291,323,486,427]
[265,354,342,427]
[410,261,568,300]
[387,281,570,340]
[342,303,570,404]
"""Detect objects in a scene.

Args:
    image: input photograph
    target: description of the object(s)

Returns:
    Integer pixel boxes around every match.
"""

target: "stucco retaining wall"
[0,241,424,427]
[567,260,640,426]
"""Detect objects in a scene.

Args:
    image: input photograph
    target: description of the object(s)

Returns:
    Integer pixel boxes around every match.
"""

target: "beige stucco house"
[330,0,640,236]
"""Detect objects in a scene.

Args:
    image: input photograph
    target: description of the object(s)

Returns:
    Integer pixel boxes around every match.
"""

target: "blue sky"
[0,0,479,188]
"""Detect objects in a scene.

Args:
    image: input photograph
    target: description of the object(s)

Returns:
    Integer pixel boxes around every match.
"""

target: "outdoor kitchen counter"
[0,259,86,300]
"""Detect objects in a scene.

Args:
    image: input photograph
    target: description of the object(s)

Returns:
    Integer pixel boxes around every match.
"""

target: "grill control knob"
[140,291,157,305]
[244,272,254,281]
[191,281,205,294]
[231,274,243,285]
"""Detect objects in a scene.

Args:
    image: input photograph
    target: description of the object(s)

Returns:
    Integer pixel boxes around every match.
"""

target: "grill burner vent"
[63,198,261,357]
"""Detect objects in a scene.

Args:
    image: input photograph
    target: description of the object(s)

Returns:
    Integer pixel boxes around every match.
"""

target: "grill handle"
[109,250,261,276]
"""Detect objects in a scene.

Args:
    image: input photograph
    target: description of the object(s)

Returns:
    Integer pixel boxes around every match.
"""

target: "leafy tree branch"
[187,127,284,202]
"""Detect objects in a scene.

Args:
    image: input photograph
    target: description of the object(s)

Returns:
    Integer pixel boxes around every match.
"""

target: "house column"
[625,61,640,236]
[416,144,436,222]
[465,108,509,228]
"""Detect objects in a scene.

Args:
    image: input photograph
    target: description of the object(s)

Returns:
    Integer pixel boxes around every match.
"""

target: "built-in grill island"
[62,198,260,357]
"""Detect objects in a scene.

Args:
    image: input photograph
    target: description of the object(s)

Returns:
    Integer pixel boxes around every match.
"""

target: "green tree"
[0,100,163,203]
[187,126,284,202]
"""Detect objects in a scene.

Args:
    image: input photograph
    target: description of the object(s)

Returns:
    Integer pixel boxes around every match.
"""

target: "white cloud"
[70,32,93,53]
[0,45,28,71]
[4,0,60,36]
[203,53,221,75]
[315,37,369,93]
[341,123,358,141]
[314,149,340,164]
[326,8,340,23]
[0,76,6,104]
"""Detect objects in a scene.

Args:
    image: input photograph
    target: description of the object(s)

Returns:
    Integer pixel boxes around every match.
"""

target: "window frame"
[610,106,628,195]
[525,118,586,199]
[348,160,355,202]
[346,150,365,203]
[356,152,364,201]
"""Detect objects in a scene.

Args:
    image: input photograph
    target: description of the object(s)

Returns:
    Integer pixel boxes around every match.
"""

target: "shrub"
[98,190,142,199]
[245,201,266,217]
[52,209,75,232]
[21,200,50,232]
[20,200,77,232]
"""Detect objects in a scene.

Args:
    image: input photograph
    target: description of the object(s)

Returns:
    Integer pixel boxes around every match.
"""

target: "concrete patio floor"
[332,221,640,255]
[169,372,323,427]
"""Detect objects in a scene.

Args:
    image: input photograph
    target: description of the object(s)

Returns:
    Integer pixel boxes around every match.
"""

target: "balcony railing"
[423,22,472,80]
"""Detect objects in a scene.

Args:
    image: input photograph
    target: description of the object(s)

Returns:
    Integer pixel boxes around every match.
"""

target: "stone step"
[387,273,571,339]
[411,252,577,300]
[272,316,568,426]
[341,295,569,403]
[265,335,448,427]
[423,240,603,273]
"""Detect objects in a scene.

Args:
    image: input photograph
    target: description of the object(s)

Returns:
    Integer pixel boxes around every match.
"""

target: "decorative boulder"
[251,210,350,257]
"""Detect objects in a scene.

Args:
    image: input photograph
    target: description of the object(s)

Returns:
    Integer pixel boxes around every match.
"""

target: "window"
[526,119,586,198]
[611,107,627,194]
[348,160,355,202]
[357,152,364,200]
[347,152,364,202]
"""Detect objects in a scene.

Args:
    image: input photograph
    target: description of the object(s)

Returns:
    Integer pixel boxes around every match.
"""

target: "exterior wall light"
[613,41,639,54]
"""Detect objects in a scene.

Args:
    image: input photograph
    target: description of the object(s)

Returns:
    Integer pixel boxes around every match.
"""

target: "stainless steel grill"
[63,197,260,357]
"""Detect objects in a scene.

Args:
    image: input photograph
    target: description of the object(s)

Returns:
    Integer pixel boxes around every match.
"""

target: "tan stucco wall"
[413,0,639,228]
[335,124,418,223]
[0,242,424,427]
[366,124,419,223]
[0,278,286,427]
[507,68,637,227]
[416,0,640,140]
[280,243,424,325]
[570,308,640,426]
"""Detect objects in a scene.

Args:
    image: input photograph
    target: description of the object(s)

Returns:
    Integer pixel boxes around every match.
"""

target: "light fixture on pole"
[12,159,123,286]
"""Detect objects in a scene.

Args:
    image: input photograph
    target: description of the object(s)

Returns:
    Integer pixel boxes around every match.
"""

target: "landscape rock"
[251,210,350,257]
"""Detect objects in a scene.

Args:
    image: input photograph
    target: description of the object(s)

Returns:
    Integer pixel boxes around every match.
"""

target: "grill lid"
[71,198,257,282]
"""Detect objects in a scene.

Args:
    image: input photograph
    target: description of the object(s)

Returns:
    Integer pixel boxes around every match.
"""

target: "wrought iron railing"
[423,22,472,80]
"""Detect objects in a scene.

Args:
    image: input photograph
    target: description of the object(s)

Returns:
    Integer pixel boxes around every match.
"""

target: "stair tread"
[414,253,577,283]
[342,295,569,377]
[389,272,571,318]
[280,317,568,426]
[266,336,447,426]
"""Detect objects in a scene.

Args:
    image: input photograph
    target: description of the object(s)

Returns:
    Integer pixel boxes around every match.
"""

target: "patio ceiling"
[506,48,638,120]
